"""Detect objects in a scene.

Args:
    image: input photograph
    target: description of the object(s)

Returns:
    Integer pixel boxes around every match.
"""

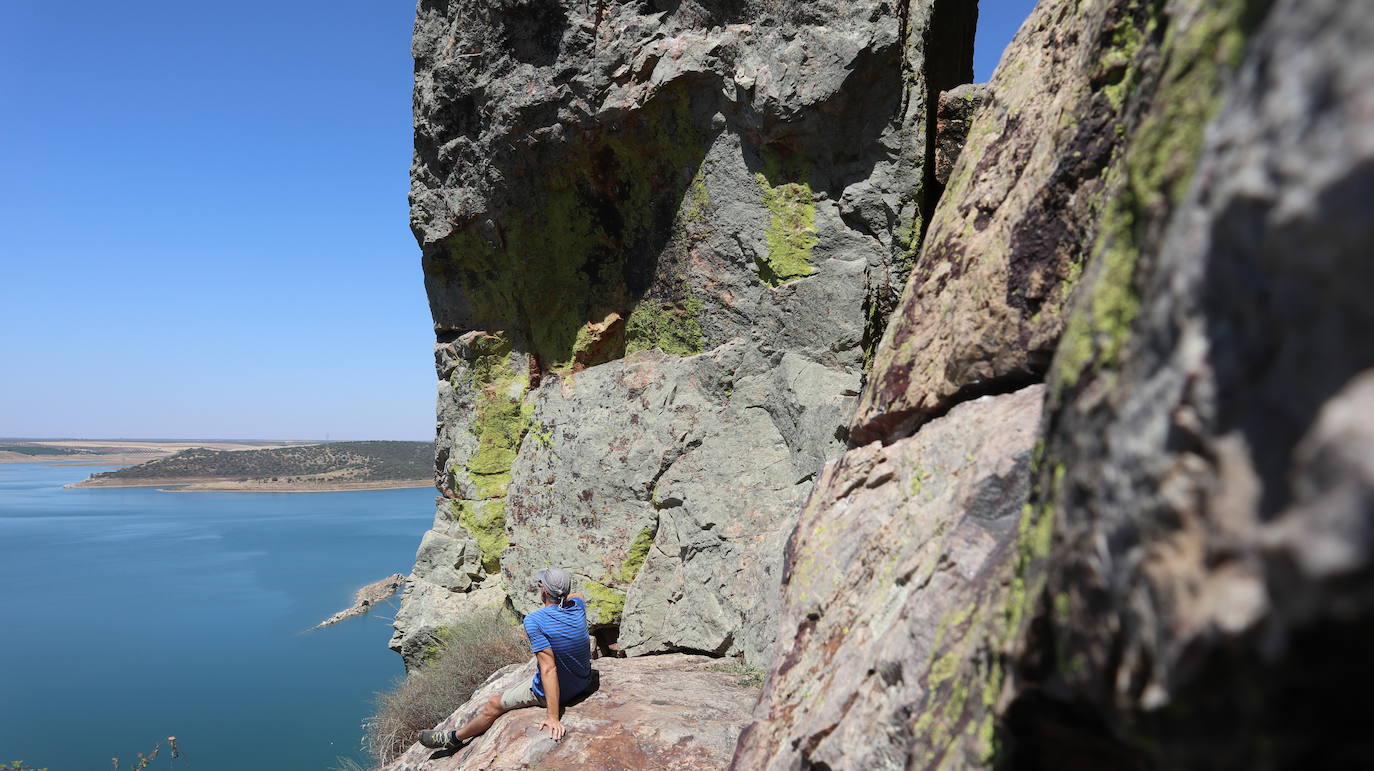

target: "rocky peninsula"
[313,573,407,630]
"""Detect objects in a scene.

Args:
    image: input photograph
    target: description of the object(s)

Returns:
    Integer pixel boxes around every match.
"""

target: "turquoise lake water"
[0,462,434,770]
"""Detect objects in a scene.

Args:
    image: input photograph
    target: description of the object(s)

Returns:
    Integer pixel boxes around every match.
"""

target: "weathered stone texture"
[400,0,976,667]
[851,0,1181,444]
[502,343,858,664]
[381,654,756,771]
[731,386,1043,770]
[1009,0,1374,764]
[733,0,1373,767]
[933,82,988,187]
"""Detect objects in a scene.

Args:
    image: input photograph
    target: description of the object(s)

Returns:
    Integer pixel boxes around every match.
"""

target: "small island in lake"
[72,440,433,492]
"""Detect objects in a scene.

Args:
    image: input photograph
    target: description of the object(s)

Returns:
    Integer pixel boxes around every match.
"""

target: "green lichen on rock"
[682,167,711,225]
[754,162,818,287]
[528,418,555,449]
[580,578,626,626]
[618,526,657,583]
[1056,0,1261,393]
[625,295,704,356]
[910,598,1001,767]
[427,88,712,373]
[451,499,508,573]
[752,147,813,285]
[460,332,533,500]
[446,332,530,572]
[1097,2,1158,110]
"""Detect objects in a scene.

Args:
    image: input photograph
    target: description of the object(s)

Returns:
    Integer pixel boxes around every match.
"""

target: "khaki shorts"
[499,681,547,711]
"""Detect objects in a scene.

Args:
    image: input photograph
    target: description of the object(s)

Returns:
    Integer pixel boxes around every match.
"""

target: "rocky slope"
[397,0,978,668]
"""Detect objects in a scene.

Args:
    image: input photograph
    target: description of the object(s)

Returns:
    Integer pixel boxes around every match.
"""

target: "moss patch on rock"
[446,332,530,573]
[449,499,509,574]
[625,295,704,356]
[618,525,658,583]
[425,88,713,373]
[459,332,532,502]
[1055,0,1262,394]
[755,172,818,287]
[580,578,627,627]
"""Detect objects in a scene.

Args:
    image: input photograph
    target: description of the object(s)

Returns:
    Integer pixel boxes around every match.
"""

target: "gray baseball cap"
[535,567,572,600]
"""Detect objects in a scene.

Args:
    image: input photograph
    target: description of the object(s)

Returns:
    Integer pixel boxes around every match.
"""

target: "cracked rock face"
[398,0,976,666]
[851,0,1171,443]
[503,342,859,664]
[732,385,1044,770]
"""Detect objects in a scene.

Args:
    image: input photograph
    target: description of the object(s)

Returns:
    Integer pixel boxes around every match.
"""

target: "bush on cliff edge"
[365,607,528,766]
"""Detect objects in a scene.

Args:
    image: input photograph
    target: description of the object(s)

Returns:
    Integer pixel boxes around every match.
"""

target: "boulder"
[392,497,507,668]
[851,0,1186,443]
[502,343,854,663]
[731,385,1043,769]
[389,579,508,669]
[381,654,758,771]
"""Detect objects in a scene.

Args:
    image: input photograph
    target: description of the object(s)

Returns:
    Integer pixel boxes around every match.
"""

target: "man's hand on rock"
[539,717,566,742]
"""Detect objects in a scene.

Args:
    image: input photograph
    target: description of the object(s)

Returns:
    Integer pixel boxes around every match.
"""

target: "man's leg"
[419,682,543,748]
[454,693,507,741]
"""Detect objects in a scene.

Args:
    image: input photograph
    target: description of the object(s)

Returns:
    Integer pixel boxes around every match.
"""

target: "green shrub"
[363,608,528,766]
[707,659,767,688]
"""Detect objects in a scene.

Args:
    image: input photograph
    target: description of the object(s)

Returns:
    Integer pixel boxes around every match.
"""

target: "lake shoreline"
[69,478,433,493]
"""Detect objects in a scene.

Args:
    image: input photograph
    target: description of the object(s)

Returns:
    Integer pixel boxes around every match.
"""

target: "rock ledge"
[382,654,757,771]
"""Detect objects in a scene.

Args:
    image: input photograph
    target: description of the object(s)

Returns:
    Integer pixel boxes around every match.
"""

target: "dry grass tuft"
[363,607,529,767]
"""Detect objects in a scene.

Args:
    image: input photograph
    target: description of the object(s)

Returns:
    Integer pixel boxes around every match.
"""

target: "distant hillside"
[0,443,88,456]
[77,441,434,491]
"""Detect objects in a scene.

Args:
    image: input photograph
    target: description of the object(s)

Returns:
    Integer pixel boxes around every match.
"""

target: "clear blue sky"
[0,1,1035,441]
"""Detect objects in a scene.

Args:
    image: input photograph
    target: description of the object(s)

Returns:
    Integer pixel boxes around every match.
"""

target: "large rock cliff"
[397,0,979,668]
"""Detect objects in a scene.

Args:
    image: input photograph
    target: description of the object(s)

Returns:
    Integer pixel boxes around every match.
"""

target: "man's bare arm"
[535,648,565,741]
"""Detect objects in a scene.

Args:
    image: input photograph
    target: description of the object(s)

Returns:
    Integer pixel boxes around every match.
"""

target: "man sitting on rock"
[418,567,593,750]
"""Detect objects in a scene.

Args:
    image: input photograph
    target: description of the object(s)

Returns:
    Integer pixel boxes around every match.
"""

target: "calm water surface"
[0,462,433,770]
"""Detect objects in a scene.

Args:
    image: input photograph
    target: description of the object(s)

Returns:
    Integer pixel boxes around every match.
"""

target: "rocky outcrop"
[381,654,757,771]
[736,0,1374,767]
[851,0,1182,444]
[1007,0,1374,764]
[733,385,1043,769]
[399,0,979,666]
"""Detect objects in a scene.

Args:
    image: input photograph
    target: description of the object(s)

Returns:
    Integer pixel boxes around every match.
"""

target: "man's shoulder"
[523,605,551,629]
